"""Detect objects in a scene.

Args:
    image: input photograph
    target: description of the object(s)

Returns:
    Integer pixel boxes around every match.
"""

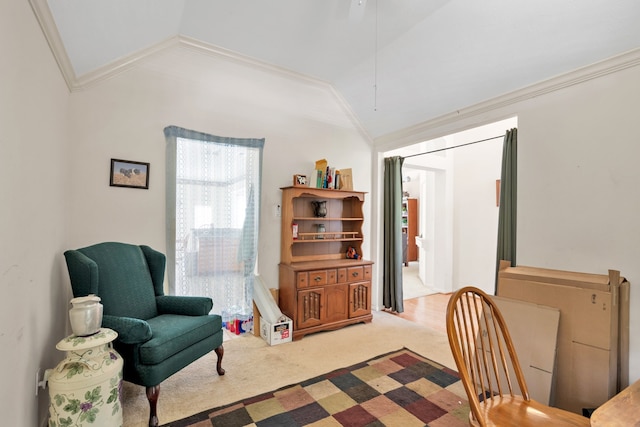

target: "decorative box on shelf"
[293,174,308,187]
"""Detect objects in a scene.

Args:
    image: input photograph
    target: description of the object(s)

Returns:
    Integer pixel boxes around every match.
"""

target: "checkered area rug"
[162,348,470,427]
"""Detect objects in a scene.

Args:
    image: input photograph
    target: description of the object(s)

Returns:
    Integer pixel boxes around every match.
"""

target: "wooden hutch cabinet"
[278,186,373,340]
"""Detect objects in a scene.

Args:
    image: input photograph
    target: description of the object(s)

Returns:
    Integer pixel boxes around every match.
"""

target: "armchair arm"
[156,295,213,316]
[102,315,152,344]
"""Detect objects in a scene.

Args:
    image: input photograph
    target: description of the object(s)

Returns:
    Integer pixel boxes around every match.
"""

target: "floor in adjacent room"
[399,261,451,334]
[398,292,451,335]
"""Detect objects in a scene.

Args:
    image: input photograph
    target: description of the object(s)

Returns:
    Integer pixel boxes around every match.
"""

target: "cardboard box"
[260,316,293,346]
[492,296,560,405]
[497,262,629,414]
[253,287,280,338]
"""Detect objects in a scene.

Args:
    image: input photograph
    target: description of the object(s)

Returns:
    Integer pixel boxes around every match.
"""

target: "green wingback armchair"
[64,242,225,427]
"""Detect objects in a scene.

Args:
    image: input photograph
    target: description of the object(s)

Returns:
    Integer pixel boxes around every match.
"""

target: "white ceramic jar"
[69,295,103,337]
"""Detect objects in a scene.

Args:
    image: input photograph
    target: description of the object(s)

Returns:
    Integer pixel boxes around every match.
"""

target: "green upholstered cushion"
[156,295,213,316]
[71,242,159,320]
[124,330,223,387]
[102,315,152,344]
[139,314,222,365]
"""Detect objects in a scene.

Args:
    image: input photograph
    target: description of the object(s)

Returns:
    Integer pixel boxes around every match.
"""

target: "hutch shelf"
[278,186,373,340]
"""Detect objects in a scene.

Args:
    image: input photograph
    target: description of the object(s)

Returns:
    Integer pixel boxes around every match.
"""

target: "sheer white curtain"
[164,126,264,319]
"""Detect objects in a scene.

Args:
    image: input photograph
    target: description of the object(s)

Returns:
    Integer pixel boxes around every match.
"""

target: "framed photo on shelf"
[293,174,308,187]
[110,158,150,189]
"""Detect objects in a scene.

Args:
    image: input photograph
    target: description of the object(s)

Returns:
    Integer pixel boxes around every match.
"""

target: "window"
[164,126,264,317]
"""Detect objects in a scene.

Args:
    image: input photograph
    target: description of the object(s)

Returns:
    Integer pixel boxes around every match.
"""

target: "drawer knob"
[352,272,359,277]
[314,276,322,281]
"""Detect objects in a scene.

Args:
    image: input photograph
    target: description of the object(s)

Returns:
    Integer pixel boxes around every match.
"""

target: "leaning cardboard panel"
[492,296,560,405]
[497,261,630,414]
[477,296,560,405]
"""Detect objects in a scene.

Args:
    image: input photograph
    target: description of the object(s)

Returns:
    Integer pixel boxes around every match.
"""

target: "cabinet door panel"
[297,288,325,329]
[325,284,349,323]
[349,281,371,318]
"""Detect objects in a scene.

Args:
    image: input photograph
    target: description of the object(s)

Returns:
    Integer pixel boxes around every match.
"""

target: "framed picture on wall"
[109,158,150,189]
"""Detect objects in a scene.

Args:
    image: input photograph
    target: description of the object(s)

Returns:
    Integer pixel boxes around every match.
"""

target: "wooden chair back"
[446,286,530,426]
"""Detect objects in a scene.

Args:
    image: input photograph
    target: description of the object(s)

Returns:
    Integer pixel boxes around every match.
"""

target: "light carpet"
[122,311,459,427]
[161,348,469,426]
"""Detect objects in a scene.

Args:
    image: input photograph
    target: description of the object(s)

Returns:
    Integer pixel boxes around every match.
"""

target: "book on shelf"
[312,159,350,190]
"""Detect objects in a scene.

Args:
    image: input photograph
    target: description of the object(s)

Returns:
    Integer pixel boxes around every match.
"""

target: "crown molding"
[28,2,371,141]
[29,0,336,92]
[176,36,372,143]
[30,0,638,146]
[72,36,182,90]
[29,4,371,141]
[77,34,319,91]
[28,0,340,92]
[177,35,329,88]
[374,47,640,149]
[29,0,77,90]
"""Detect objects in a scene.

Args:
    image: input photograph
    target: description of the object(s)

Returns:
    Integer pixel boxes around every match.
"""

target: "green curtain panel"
[495,128,517,292]
[383,156,404,312]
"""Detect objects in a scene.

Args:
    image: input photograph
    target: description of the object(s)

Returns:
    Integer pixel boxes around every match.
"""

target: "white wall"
[0,2,71,426]
[516,62,640,384]
[375,51,640,385]
[451,121,512,294]
[65,45,373,305]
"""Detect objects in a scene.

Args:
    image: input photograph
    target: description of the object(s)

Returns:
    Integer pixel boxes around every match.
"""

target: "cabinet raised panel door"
[297,288,324,329]
[349,282,371,318]
[325,284,349,323]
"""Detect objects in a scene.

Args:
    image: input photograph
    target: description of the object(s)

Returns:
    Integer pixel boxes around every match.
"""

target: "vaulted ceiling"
[32,0,640,139]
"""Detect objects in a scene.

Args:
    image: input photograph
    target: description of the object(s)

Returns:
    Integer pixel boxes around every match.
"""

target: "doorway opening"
[383,117,517,300]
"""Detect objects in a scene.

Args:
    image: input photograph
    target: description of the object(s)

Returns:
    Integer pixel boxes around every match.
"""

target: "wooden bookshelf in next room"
[402,197,418,265]
[278,186,373,340]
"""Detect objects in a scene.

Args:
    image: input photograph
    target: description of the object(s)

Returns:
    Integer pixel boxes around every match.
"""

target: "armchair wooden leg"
[146,385,160,427]
[215,345,225,375]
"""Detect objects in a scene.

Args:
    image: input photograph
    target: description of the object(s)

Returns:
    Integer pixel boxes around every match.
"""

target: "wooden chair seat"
[471,395,590,426]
